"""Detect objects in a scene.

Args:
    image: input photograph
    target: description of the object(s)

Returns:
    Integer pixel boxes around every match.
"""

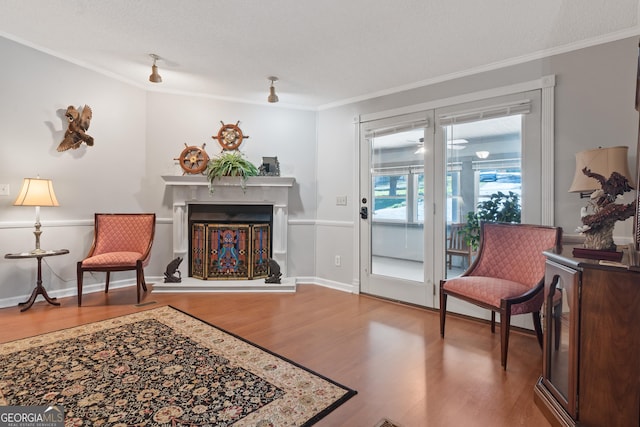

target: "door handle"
[359,206,368,219]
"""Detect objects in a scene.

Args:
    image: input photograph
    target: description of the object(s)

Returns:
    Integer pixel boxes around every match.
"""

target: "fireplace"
[158,175,295,291]
[188,204,272,280]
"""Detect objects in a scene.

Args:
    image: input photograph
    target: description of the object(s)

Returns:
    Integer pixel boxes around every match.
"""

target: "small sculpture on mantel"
[265,258,282,284]
[259,156,280,176]
[164,256,183,283]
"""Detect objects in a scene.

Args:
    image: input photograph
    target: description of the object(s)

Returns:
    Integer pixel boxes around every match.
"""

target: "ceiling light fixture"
[149,54,162,83]
[267,76,279,103]
[475,151,490,159]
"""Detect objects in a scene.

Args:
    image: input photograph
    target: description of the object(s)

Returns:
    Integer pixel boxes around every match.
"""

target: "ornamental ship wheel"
[175,143,209,175]
[212,121,249,151]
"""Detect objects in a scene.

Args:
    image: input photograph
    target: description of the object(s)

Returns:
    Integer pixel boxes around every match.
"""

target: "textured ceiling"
[0,0,639,109]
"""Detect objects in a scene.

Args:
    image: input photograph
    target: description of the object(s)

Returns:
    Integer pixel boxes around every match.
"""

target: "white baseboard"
[295,276,358,293]
[0,276,358,309]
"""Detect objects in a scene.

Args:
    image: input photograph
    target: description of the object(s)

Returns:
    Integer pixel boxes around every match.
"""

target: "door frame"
[355,75,556,310]
[358,111,434,306]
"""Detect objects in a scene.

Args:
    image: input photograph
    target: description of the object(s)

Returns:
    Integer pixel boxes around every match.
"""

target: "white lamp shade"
[568,146,635,193]
[13,178,59,207]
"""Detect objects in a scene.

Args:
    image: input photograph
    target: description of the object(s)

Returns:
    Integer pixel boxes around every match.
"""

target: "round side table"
[5,249,69,312]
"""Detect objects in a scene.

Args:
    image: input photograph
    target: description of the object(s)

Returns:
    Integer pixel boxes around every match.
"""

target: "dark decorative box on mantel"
[572,247,623,262]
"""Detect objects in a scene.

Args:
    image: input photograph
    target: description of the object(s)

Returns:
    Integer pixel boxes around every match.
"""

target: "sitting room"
[1,2,639,426]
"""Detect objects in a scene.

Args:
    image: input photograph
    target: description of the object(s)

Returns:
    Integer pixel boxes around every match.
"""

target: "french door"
[359,90,543,311]
[359,111,436,306]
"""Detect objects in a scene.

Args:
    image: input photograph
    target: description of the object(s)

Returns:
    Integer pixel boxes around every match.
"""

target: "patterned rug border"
[170,305,358,426]
[0,305,357,426]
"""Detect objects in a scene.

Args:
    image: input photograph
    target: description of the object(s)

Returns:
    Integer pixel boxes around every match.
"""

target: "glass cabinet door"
[543,261,579,418]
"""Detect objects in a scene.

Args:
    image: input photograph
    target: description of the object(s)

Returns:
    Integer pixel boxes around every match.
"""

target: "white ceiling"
[1,1,639,110]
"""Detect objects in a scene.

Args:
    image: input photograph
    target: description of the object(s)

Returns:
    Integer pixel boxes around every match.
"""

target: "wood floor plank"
[0,284,550,427]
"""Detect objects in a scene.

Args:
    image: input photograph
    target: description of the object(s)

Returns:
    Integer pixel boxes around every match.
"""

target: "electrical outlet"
[0,184,9,196]
[336,195,347,206]
[334,255,341,266]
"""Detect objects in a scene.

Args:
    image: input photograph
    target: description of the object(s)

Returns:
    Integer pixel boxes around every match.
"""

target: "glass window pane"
[444,114,522,279]
[373,174,408,221]
[368,124,425,283]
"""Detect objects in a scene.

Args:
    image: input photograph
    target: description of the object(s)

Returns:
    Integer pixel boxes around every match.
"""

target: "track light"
[149,54,162,83]
[267,77,279,103]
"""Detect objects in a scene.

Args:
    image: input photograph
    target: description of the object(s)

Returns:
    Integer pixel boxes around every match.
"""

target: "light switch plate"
[0,184,9,196]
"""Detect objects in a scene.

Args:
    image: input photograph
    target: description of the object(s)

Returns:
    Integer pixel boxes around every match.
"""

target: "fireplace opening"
[188,204,273,280]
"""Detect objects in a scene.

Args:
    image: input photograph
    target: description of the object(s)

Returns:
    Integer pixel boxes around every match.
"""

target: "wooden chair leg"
[136,264,144,304]
[136,269,141,304]
[105,272,111,293]
[491,311,496,333]
[500,303,512,370]
[140,269,148,291]
[440,284,447,338]
[76,262,83,307]
[532,311,543,348]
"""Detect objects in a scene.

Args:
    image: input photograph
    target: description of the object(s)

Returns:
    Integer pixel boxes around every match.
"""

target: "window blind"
[372,165,424,175]
[363,118,430,139]
[471,158,521,170]
[438,100,531,126]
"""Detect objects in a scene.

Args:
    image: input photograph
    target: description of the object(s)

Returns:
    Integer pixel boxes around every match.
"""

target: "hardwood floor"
[0,284,550,427]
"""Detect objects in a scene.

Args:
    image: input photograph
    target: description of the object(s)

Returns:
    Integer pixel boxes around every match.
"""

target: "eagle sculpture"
[57,105,94,152]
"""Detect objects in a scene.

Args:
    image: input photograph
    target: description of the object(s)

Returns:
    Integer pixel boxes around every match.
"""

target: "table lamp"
[13,177,59,254]
[568,146,634,198]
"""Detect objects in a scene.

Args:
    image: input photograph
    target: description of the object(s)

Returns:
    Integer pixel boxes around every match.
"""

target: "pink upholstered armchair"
[77,213,156,306]
[439,221,562,369]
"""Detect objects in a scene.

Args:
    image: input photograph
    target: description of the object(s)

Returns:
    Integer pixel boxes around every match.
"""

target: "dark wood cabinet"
[534,247,640,427]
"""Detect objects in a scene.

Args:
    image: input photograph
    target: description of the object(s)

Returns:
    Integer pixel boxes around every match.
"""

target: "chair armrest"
[504,278,544,304]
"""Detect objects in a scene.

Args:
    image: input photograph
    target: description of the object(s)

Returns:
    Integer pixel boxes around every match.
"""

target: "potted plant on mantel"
[205,150,259,193]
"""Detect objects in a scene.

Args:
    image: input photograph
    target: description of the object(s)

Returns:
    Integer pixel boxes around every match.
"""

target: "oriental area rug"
[0,306,356,426]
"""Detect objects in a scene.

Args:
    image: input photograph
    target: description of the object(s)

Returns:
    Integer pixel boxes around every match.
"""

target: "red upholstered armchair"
[439,222,562,369]
[77,213,156,306]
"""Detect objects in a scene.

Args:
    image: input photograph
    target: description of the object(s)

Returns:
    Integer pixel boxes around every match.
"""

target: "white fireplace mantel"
[159,175,295,291]
[162,175,295,189]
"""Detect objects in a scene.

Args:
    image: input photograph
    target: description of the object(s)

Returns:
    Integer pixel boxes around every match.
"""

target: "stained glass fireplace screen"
[191,223,270,280]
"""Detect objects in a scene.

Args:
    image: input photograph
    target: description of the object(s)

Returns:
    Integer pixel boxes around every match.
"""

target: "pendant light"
[149,54,162,83]
[267,77,279,103]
